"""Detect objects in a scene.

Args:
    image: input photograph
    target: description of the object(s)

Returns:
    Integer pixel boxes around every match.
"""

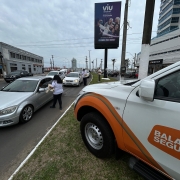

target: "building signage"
[149,59,163,65]
[94,1,121,49]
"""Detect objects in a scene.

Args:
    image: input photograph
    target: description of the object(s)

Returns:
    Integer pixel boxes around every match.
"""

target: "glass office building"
[157,0,180,36]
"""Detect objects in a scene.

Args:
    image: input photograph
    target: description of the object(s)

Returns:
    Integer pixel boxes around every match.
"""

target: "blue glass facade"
[158,0,180,36]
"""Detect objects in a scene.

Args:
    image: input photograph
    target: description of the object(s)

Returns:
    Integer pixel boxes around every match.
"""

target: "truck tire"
[80,112,114,158]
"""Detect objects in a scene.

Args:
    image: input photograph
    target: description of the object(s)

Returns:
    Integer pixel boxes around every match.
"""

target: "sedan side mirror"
[39,88,45,92]
[139,79,155,101]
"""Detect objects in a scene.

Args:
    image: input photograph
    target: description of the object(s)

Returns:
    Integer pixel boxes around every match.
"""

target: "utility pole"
[92,60,94,70]
[96,58,97,69]
[85,56,88,69]
[120,0,129,77]
[101,59,103,69]
[50,58,52,70]
[52,55,54,69]
[139,0,155,79]
[88,50,91,70]
[133,53,136,69]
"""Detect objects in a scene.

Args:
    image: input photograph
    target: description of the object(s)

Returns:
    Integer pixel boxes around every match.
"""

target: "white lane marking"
[8,101,75,180]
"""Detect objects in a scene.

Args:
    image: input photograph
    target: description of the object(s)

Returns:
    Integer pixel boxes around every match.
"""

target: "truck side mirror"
[139,79,155,101]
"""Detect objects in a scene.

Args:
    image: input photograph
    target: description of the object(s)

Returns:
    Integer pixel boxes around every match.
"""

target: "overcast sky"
[0,0,160,70]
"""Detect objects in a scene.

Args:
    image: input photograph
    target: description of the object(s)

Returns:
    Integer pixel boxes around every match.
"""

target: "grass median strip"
[12,73,143,180]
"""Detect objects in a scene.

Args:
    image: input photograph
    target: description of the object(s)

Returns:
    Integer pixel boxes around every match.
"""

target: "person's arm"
[50,81,55,88]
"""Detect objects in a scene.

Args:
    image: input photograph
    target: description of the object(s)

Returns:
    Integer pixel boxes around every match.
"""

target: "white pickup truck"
[74,61,180,180]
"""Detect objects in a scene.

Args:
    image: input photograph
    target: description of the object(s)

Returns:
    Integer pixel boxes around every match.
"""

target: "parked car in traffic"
[0,76,53,127]
[124,71,136,78]
[4,70,30,83]
[63,72,82,86]
[108,70,119,77]
[46,70,65,80]
[28,72,33,76]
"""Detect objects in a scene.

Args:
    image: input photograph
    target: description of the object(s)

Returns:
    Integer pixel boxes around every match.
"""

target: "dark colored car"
[124,71,136,78]
[28,72,33,76]
[4,70,30,83]
[108,71,119,77]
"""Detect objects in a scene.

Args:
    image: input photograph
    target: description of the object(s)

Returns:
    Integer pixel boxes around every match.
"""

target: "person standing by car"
[82,69,87,86]
[50,75,63,110]
[98,67,102,82]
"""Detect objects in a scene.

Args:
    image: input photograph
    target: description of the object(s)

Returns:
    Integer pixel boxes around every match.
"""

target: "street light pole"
[101,59,103,69]
[86,56,88,69]
[52,55,54,69]
[88,50,91,70]
[96,58,97,69]
[92,60,95,70]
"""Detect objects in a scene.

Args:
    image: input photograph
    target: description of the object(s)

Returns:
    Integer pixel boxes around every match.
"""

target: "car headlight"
[74,79,78,83]
[0,106,17,116]
[63,79,66,83]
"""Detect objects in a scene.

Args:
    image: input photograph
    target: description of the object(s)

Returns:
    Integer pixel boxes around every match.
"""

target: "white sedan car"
[63,72,82,86]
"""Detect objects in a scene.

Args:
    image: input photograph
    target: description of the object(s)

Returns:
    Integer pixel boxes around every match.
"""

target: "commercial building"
[0,42,44,77]
[135,0,180,74]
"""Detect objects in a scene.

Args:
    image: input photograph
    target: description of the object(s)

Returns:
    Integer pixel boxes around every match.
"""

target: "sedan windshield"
[1,80,38,92]
[47,72,58,76]
[66,73,79,77]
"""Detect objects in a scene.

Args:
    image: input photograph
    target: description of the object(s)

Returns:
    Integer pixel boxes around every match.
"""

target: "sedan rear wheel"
[19,105,34,123]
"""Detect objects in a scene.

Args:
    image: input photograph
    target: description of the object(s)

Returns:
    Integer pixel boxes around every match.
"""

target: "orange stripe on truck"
[74,92,168,175]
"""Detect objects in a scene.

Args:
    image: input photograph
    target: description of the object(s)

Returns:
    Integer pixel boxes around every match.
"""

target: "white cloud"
[0,0,160,69]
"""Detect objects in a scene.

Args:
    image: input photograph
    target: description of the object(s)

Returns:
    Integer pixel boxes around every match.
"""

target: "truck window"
[154,70,180,101]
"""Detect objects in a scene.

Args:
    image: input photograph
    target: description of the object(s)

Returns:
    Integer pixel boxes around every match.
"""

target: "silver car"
[0,76,53,127]
[46,71,65,80]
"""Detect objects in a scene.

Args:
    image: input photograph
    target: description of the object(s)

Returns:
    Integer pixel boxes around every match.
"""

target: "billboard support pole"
[120,0,129,78]
[104,48,108,78]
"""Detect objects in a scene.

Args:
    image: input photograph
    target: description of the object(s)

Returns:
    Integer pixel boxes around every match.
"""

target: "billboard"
[94,1,121,49]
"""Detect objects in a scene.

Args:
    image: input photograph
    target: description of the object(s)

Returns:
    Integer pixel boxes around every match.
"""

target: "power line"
[13,31,158,46]
[14,37,143,48]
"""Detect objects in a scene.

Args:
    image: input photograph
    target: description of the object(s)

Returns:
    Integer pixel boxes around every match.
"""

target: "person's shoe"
[50,106,55,108]
[59,107,62,110]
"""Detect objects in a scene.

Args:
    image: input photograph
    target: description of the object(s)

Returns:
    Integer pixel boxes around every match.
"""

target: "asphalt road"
[0,78,91,180]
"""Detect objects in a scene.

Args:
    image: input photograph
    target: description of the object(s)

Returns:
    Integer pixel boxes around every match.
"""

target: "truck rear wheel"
[80,112,114,158]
